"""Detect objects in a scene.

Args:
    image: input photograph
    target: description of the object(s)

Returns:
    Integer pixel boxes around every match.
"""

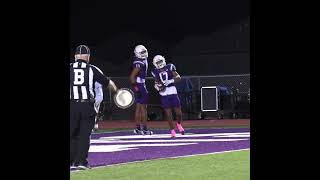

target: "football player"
[129,45,153,135]
[151,55,185,138]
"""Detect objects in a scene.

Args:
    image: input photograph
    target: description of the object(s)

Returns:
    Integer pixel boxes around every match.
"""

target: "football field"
[71,128,250,180]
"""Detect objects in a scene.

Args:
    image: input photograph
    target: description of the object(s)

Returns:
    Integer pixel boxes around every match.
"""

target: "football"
[155,81,165,91]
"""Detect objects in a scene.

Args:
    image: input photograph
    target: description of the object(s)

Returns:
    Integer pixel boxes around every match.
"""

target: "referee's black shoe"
[76,164,91,170]
[70,164,77,171]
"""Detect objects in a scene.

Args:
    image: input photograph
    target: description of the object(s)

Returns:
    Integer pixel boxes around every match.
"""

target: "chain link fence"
[100,74,250,120]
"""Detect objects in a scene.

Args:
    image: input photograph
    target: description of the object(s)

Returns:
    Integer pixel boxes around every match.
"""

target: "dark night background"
[70,0,250,76]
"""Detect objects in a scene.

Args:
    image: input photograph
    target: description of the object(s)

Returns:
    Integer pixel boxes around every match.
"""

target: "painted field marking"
[71,148,250,173]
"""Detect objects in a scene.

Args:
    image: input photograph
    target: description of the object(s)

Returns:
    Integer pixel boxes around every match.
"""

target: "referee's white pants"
[94,97,103,123]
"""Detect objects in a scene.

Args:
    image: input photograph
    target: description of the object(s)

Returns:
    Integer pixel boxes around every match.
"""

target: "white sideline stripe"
[71,148,250,173]
[96,132,250,140]
[89,143,197,152]
[91,127,250,135]
[91,138,249,144]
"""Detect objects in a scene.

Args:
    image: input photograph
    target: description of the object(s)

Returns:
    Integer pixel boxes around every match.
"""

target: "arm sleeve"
[133,61,144,69]
[91,66,110,86]
[170,64,177,71]
[151,70,155,77]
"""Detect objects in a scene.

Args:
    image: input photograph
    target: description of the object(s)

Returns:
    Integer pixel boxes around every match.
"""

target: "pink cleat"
[171,129,176,138]
[176,123,185,135]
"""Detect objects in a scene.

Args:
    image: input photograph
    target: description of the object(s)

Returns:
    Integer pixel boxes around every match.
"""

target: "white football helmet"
[134,45,148,59]
[153,55,166,69]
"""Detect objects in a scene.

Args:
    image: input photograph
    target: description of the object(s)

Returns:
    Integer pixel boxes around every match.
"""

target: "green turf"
[70,149,250,180]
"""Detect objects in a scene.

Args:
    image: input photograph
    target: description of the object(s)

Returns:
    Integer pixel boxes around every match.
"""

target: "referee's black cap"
[75,45,90,55]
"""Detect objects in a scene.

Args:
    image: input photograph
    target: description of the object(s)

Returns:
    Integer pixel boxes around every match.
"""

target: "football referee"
[70,45,118,170]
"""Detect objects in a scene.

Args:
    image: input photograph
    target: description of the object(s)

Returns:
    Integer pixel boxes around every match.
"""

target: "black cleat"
[133,128,143,135]
[142,130,153,135]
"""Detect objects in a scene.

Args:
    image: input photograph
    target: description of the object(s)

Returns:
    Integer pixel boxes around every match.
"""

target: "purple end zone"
[83,128,250,168]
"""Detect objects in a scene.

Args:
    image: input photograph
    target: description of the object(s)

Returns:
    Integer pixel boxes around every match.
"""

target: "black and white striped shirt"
[70,59,110,101]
